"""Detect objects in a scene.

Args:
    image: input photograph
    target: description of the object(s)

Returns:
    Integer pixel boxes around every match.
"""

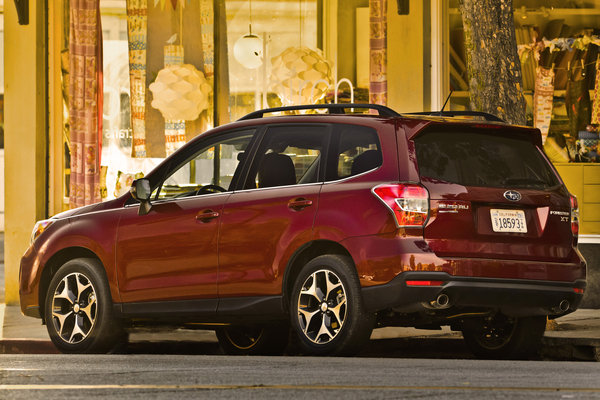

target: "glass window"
[415,130,560,189]
[157,132,253,199]
[326,126,381,181]
[245,126,328,189]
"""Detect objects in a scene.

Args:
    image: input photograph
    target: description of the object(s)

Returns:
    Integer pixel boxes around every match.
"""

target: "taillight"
[372,183,429,227]
[570,194,579,242]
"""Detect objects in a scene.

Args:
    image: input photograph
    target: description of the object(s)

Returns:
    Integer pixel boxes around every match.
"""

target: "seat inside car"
[350,149,382,176]
[258,152,297,188]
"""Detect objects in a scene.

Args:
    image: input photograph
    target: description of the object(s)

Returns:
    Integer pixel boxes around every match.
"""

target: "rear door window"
[415,130,560,189]
[243,125,329,189]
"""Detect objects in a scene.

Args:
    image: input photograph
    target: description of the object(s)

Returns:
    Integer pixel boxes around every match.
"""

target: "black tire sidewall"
[44,258,119,354]
[290,254,374,356]
[462,315,546,360]
[216,324,289,355]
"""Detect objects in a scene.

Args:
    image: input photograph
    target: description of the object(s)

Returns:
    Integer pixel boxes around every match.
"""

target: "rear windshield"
[415,130,560,189]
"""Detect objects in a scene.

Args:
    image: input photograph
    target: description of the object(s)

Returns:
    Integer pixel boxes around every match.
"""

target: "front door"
[116,130,255,304]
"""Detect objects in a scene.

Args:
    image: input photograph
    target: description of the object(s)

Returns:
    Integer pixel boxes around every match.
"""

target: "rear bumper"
[362,272,586,317]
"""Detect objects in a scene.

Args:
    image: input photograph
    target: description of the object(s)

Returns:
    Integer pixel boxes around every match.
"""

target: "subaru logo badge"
[504,190,522,202]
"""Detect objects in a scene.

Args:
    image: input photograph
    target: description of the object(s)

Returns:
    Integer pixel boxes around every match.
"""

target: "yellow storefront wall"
[4,0,48,304]
[555,164,600,236]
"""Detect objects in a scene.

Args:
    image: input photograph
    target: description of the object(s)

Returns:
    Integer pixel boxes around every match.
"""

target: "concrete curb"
[1,336,599,360]
[0,339,58,354]
[541,336,600,361]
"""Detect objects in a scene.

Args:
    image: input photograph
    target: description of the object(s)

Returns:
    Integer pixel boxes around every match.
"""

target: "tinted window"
[326,125,381,181]
[245,125,328,189]
[415,130,560,189]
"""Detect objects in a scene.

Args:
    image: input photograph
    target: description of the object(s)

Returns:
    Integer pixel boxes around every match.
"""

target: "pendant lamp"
[233,0,263,69]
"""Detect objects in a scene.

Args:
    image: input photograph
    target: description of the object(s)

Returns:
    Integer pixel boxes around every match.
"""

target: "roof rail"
[237,103,400,121]
[403,111,505,123]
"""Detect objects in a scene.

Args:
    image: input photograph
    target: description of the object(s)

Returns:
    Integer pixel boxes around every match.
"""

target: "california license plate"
[490,209,527,233]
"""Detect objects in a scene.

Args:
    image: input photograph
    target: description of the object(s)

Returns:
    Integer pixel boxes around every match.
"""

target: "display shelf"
[449,8,600,16]
[451,90,596,98]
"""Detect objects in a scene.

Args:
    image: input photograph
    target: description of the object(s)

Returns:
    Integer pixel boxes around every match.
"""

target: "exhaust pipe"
[429,293,451,309]
[559,300,570,312]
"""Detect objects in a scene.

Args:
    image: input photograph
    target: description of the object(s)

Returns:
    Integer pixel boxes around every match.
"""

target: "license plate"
[490,209,527,233]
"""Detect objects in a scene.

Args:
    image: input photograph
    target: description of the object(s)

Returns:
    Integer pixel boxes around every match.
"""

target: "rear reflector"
[406,280,444,287]
[570,194,579,242]
[574,288,584,294]
[372,184,429,227]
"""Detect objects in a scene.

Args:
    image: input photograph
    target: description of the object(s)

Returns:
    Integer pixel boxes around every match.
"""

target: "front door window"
[156,131,254,199]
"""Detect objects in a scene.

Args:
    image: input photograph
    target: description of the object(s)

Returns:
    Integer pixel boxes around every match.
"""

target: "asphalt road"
[1,354,600,399]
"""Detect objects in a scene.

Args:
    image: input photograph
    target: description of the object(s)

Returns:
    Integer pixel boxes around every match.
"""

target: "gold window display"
[58,0,376,206]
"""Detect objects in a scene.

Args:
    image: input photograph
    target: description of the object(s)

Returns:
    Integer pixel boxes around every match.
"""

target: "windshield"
[415,129,560,189]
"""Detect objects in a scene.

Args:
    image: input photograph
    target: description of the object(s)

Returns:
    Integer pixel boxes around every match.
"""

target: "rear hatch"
[414,125,574,262]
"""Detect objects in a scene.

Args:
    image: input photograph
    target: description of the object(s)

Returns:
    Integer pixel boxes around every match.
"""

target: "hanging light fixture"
[270,0,333,105]
[149,64,212,121]
[233,0,263,69]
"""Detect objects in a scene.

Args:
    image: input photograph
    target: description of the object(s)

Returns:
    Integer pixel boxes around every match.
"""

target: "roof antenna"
[439,90,453,114]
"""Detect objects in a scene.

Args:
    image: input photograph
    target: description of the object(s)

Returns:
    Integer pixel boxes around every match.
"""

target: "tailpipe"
[429,293,451,309]
[551,299,570,314]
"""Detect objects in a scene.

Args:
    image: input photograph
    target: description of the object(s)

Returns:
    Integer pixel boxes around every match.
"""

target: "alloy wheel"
[473,315,517,350]
[223,326,264,350]
[51,272,97,344]
[296,269,347,344]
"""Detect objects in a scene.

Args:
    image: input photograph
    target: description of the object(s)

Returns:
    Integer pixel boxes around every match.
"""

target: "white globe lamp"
[233,29,263,69]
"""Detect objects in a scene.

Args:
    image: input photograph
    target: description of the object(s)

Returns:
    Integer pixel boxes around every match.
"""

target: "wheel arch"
[38,247,103,324]
[282,240,354,311]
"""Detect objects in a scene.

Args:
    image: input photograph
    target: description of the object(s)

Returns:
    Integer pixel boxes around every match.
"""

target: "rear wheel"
[461,314,546,359]
[44,258,124,354]
[290,254,374,356]
[216,325,289,355]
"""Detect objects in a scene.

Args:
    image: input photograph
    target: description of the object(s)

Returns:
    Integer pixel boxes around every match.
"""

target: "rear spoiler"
[402,111,505,123]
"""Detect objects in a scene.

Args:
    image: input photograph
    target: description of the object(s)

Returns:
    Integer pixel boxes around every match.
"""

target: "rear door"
[414,126,573,263]
[217,124,329,298]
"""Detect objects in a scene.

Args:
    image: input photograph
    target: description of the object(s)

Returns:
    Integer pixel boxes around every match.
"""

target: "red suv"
[20,104,586,358]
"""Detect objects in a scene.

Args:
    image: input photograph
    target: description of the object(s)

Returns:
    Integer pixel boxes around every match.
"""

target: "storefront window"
[226,0,320,120]
[101,3,162,201]
[78,1,365,203]
[447,0,600,164]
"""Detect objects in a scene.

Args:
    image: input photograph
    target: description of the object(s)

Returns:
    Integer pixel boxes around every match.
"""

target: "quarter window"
[327,126,382,181]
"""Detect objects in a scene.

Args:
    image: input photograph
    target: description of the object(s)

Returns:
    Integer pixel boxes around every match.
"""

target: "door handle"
[196,209,220,222]
[288,198,313,211]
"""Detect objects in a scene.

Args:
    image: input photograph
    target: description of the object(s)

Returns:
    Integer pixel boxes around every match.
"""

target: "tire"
[290,254,374,356]
[216,325,289,355]
[44,258,124,354]
[461,314,546,360]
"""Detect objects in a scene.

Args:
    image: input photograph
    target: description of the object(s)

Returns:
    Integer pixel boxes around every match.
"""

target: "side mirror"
[130,179,152,215]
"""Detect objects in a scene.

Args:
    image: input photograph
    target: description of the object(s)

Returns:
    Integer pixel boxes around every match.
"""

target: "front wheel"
[290,254,374,356]
[216,325,289,355]
[44,258,124,354]
[461,314,546,359]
